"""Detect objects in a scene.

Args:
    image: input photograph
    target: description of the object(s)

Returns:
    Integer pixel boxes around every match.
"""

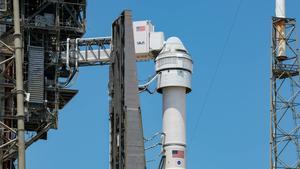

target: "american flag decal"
[172,150,184,158]
[136,26,145,32]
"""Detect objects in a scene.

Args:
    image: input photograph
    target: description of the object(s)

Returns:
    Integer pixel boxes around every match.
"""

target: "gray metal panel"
[0,0,7,12]
[123,11,146,169]
[0,55,5,115]
[28,46,44,103]
[0,24,5,36]
[109,10,146,169]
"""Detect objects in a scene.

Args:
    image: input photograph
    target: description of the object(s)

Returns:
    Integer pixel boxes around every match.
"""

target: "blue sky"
[27,0,300,169]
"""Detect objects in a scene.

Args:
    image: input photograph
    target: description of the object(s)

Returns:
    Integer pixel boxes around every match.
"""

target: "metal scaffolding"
[0,1,155,168]
[270,17,300,169]
[0,1,86,168]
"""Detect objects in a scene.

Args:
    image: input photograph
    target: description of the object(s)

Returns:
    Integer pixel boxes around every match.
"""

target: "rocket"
[275,0,286,60]
[155,37,193,169]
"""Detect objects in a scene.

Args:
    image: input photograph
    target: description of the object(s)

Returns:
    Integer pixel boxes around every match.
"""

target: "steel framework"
[1,2,150,168]
[0,1,86,168]
[270,17,300,169]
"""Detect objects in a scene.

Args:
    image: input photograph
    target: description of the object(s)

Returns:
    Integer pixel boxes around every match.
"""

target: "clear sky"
[27,0,300,169]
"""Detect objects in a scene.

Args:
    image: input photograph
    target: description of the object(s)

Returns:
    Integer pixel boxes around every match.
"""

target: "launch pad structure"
[0,0,86,169]
[270,0,300,168]
[3,0,300,169]
[0,0,193,169]
[109,11,146,169]
[0,1,146,168]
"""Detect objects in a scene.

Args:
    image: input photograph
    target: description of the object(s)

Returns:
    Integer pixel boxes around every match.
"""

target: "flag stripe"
[136,26,145,32]
[172,150,184,158]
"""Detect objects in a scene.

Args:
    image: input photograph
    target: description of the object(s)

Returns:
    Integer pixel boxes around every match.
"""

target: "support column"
[12,0,25,169]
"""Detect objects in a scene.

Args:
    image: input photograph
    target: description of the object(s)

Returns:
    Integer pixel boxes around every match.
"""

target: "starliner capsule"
[155,37,193,169]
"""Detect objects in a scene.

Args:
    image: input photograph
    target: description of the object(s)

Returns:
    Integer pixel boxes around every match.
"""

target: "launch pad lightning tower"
[270,0,300,168]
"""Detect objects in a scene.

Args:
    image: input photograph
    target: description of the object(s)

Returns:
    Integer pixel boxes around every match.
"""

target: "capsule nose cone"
[163,37,187,53]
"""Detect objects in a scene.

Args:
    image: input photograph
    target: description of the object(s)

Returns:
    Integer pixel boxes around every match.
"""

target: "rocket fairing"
[155,37,193,169]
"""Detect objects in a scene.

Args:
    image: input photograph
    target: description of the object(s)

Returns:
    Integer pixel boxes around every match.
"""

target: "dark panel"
[109,10,146,169]
[0,0,6,12]
[28,46,44,104]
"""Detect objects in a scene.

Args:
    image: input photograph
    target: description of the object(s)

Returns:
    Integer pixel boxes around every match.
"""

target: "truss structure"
[270,17,300,169]
[0,1,86,168]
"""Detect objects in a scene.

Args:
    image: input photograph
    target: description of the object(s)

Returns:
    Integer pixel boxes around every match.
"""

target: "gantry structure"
[0,1,191,169]
[0,1,148,168]
[270,16,300,169]
[0,1,86,168]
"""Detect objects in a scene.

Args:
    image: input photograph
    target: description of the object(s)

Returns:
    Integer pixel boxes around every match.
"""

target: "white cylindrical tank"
[156,37,193,169]
[275,0,286,59]
[276,0,285,18]
[163,87,186,168]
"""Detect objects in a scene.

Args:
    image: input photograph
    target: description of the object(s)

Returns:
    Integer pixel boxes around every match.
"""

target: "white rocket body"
[155,37,193,169]
[275,0,286,58]
[276,0,286,18]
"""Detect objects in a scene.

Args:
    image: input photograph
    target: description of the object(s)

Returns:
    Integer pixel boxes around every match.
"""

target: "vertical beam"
[109,10,146,169]
[122,11,146,169]
[0,55,4,169]
[12,0,26,169]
